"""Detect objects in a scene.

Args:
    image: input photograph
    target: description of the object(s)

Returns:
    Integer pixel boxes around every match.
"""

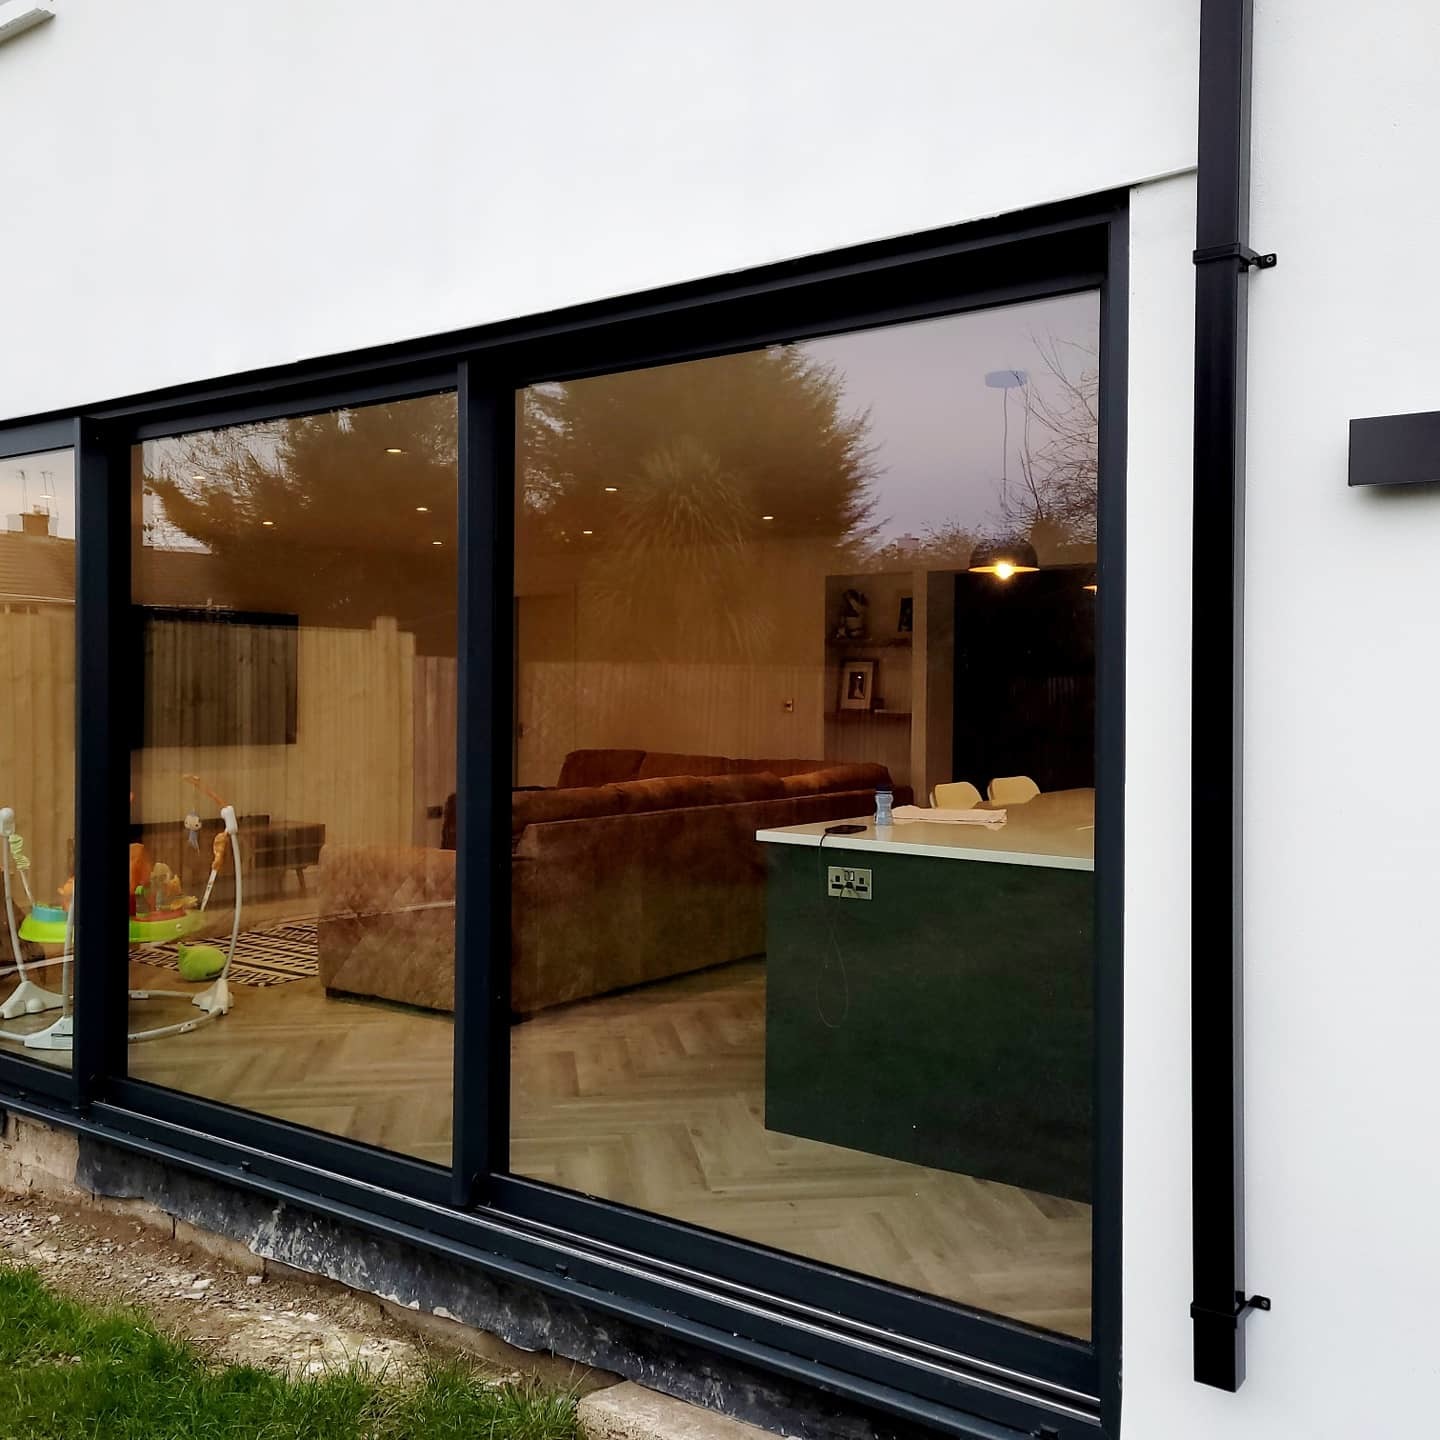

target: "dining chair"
[931,780,982,809]
[987,775,1040,805]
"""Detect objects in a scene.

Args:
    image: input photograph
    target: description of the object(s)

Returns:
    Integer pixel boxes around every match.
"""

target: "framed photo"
[839,659,875,711]
[897,595,914,634]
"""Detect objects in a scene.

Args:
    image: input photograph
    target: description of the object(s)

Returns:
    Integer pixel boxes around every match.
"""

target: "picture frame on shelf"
[839,659,875,711]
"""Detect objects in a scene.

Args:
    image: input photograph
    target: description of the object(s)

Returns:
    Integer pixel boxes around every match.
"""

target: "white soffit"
[0,1,55,47]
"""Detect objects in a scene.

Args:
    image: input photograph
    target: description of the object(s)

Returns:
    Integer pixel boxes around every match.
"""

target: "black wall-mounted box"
[1349,411,1440,487]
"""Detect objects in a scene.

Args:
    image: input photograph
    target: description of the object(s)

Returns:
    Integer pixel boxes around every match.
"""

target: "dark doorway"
[952,567,1096,794]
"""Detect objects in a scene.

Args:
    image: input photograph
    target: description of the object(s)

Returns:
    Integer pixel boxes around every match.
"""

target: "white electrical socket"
[827,865,872,900]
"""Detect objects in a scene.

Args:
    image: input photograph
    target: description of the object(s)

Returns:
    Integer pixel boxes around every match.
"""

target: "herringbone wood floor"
[121,952,1089,1338]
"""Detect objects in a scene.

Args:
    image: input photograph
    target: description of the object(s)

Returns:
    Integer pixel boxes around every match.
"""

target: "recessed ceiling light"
[415,505,429,513]
[761,514,775,521]
[261,519,275,527]
[432,539,443,546]
[603,486,618,493]
[191,473,206,481]
[581,529,594,536]
[384,447,405,455]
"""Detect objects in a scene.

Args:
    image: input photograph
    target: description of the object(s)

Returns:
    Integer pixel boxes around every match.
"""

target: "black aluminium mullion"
[72,418,131,1102]
[1191,0,1261,1393]
[1090,210,1129,1437]
[452,364,514,1204]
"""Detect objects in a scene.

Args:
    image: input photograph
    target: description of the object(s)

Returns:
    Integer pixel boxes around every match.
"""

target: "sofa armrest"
[316,845,457,1012]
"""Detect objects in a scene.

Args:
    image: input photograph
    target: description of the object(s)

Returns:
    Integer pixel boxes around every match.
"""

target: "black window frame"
[0,190,1127,1440]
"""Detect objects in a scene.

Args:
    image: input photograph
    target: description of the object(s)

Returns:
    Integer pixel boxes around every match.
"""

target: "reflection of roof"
[0,536,237,610]
[0,532,75,605]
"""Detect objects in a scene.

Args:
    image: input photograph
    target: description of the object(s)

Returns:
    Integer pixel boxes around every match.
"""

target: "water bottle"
[874,788,894,827]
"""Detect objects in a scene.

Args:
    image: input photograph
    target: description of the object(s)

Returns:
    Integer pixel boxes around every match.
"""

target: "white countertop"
[756,789,1095,872]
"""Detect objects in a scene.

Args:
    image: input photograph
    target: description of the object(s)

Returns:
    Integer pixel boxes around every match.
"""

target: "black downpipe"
[1190,0,1272,1392]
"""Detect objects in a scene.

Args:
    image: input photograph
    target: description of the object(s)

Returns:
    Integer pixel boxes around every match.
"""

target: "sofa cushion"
[780,762,893,796]
[557,748,646,789]
[725,756,826,778]
[512,783,630,837]
[635,751,733,779]
[613,771,784,814]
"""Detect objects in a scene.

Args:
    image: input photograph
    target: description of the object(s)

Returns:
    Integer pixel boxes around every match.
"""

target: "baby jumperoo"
[0,777,244,1051]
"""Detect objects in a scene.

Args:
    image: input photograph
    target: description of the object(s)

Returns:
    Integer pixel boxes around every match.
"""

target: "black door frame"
[0,190,1128,1440]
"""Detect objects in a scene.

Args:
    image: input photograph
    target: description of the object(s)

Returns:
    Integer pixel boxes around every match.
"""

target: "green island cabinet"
[758,792,1095,1203]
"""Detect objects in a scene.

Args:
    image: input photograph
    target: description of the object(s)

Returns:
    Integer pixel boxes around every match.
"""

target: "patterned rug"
[130,921,318,988]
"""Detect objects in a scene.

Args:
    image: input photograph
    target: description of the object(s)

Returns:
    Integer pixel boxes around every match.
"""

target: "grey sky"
[0,448,74,539]
[801,290,1100,543]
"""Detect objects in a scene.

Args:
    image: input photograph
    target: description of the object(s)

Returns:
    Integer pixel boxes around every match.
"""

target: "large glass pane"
[0,448,77,1068]
[126,395,457,1164]
[511,296,1100,1337]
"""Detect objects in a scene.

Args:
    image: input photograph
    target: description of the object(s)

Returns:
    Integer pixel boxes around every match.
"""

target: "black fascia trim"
[128,370,460,445]
[0,418,73,459]
[1191,0,1261,1394]
[0,1090,1099,1439]
[0,190,1121,440]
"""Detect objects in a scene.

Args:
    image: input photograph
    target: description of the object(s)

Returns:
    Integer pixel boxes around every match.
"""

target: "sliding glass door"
[508,293,1102,1337]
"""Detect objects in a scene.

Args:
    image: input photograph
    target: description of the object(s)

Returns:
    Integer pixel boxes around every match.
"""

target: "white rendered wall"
[0,0,1197,418]
[1123,4,1440,1437]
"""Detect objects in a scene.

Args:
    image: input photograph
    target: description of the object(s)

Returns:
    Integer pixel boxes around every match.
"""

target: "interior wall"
[0,1,1198,422]
[516,536,833,780]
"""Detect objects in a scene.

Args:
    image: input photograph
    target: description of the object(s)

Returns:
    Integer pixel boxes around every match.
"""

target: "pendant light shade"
[967,538,1039,579]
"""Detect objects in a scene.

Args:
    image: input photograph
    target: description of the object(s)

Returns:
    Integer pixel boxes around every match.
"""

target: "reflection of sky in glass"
[0,449,74,539]
[800,291,1098,544]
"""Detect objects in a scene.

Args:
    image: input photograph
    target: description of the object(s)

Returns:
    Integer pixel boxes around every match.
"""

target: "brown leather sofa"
[318,750,907,1016]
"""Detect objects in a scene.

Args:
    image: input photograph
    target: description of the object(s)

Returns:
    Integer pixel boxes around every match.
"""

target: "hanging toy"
[7,836,33,909]
[184,810,202,853]
[0,811,35,909]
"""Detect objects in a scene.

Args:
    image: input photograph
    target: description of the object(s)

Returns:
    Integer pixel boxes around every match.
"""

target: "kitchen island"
[757,790,1095,1202]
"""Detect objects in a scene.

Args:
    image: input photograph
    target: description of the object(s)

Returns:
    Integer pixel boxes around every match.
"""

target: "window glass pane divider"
[73,417,132,1103]
[1090,208,1129,1433]
[452,362,514,1205]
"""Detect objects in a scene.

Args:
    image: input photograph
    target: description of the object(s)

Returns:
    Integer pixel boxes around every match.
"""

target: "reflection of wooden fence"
[0,610,75,904]
[0,612,429,907]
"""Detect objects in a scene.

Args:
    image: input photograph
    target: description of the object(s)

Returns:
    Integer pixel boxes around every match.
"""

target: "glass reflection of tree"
[520,348,878,661]
[143,396,458,652]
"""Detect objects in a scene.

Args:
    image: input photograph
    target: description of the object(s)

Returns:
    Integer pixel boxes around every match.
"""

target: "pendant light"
[968,538,1040,580]
[970,369,1039,579]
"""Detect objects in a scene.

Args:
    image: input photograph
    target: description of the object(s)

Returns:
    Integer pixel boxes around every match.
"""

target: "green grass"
[0,1266,580,1439]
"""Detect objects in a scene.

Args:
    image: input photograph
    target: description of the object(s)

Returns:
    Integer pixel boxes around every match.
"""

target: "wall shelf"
[828,709,912,722]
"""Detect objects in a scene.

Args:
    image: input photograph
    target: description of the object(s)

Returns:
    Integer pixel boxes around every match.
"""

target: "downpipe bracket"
[1190,1292,1273,1328]
[1193,243,1278,271]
